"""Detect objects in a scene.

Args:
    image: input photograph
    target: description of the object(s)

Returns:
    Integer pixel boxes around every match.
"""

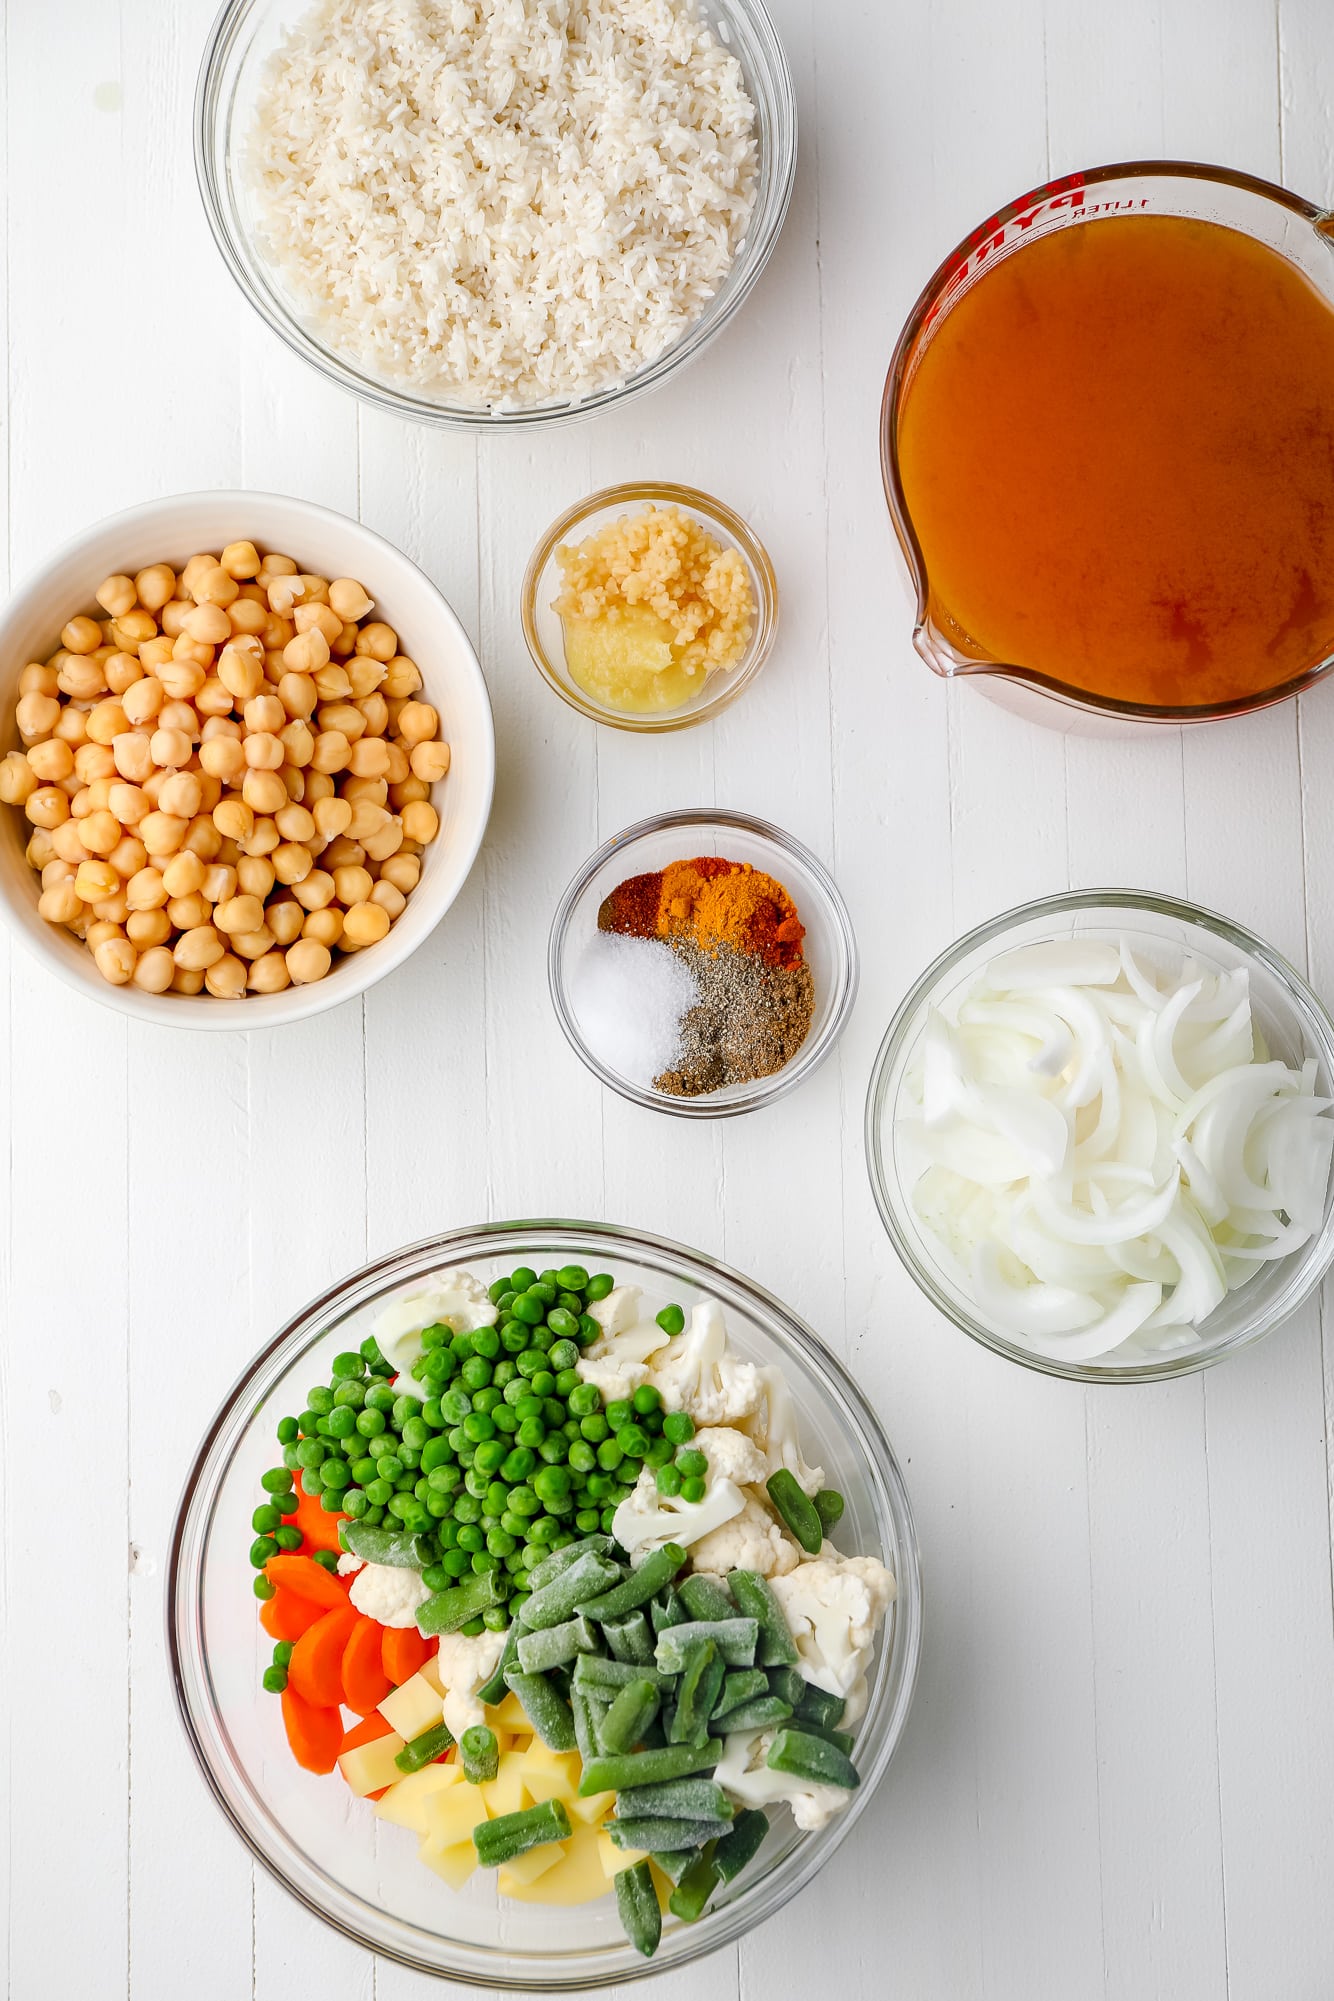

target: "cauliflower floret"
[768,1554,896,1698]
[583,1286,676,1369]
[372,1267,499,1379]
[587,1285,642,1339]
[713,1727,850,1833]
[693,1425,769,1486]
[348,1561,431,1629]
[649,1300,762,1426]
[740,1365,824,1497]
[435,1626,508,1741]
[337,1551,364,1577]
[576,1351,650,1402]
[612,1463,746,1558]
[690,1492,800,1579]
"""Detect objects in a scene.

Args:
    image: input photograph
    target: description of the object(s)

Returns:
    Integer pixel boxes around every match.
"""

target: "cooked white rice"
[250,0,758,411]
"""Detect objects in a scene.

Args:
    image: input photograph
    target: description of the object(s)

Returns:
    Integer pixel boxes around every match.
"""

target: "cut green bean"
[474,1798,571,1867]
[611,1816,734,1852]
[655,1618,759,1672]
[616,1778,734,1822]
[712,1669,768,1718]
[516,1614,599,1675]
[796,1722,855,1755]
[765,1470,824,1555]
[522,1551,622,1629]
[598,1676,660,1757]
[795,1683,847,1729]
[649,1846,698,1885]
[814,1488,845,1532]
[603,1610,655,1665]
[578,1741,720,1796]
[713,1807,769,1882]
[573,1653,670,1694]
[571,1685,604,1767]
[460,1725,499,1784]
[766,1665,807,1709]
[576,1543,685,1622]
[503,1667,577,1751]
[394,1720,455,1773]
[766,1726,859,1790]
[614,1861,661,1960]
[525,1533,615,1595]
[340,1522,421,1568]
[650,1587,688,1633]
[708,1695,792,1735]
[476,1623,522,1707]
[669,1640,723,1746]
[678,1573,735,1622]
[728,1570,799,1668]
[417,1569,508,1635]
[669,1849,722,1923]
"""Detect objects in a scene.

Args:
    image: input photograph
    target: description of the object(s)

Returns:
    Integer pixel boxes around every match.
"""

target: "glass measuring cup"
[881,161,1334,730]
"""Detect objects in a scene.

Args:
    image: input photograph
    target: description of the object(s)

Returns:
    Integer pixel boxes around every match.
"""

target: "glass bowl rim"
[879,157,1334,725]
[194,0,798,432]
[547,808,859,1118]
[863,886,1334,1384]
[167,1218,923,1988]
[520,480,779,733]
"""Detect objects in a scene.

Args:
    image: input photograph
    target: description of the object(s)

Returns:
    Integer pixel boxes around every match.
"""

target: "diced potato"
[487,1690,530,1734]
[517,1743,583,1804]
[421,1782,491,1854]
[419,1655,444,1696]
[379,1668,446,1744]
[418,1837,478,1892]
[337,1732,407,1798]
[598,1828,646,1879]
[568,1788,616,1828]
[373,1763,462,1834]
[497,1840,565,1892]
[501,1827,611,1907]
[647,1860,676,1914]
[480,1751,530,1819]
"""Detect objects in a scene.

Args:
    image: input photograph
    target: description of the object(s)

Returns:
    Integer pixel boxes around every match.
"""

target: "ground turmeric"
[598,856,805,968]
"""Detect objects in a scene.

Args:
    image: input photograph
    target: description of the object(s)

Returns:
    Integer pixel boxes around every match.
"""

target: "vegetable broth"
[897,215,1334,709]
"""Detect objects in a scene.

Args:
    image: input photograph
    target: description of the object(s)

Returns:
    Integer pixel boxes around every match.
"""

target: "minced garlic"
[553,503,754,713]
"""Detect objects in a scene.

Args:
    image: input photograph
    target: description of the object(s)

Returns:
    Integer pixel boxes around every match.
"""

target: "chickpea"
[240,815,279,858]
[313,663,353,701]
[156,772,201,822]
[158,701,199,739]
[171,965,206,994]
[290,867,335,912]
[110,732,153,783]
[53,707,88,747]
[83,776,117,814]
[271,841,312,887]
[105,783,146,827]
[221,540,262,580]
[196,676,233,718]
[150,727,192,769]
[291,603,340,649]
[217,641,265,706]
[247,951,291,994]
[240,735,282,778]
[132,945,176,992]
[121,676,164,727]
[203,953,247,998]
[394,698,439,747]
[159,658,208,701]
[363,816,406,863]
[342,775,388,808]
[183,815,223,861]
[230,926,276,961]
[347,735,391,779]
[106,652,146,697]
[379,852,421,895]
[241,691,283,735]
[320,835,365,872]
[0,751,38,804]
[278,720,315,768]
[266,900,305,947]
[214,893,266,936]
[80,809,122,858]
[26,785,69,829]
[200,736,247,785]
[50,820,91,864]
[57,655,107,700]
[87,919,126,949]
[347,657,388,701]
[267,575,308,617]
[236,854,276,900]
[173,924,225,971]
[276,671,317,720]
[383,656,422,699]
[261,613,295,653]
[370,880,407,920]
[109,835,148,879]
[189,563,238,609]
[257,554,298,583]
[138,634,176,671]
[228,596,268,637]
[310,730,352,775]
[25,740,73,785]
[321,577,369,623]
[356,693,390,737]
[61,614,103,656]
[282,627,330,676]
[96,574,138,618]
[411,739,451,783]
[139,810,189,856]
[25,829,57,870]
[342,900,391,949]
[384,741,411,785]
[351,620,394,662]
[159,600,194,639]
[330,865,373,910]
[75,858,120,903]
[240,766,287,816]
[285,936,331,984]
[133,564,175,611]
[300,907,341,950]
[126,908,172,949]
[304,770,335,805]
[199,863,237,906]
[83,701,128,748]
[38,880,82,925]
[345,800,388,843]
[273,802,314,845]
[126,866,169,911]
[401,801,440,845]
[16,690,61,741]
[312,794,352,840]
[162,849,206,899]
[318,700,367,742]
[93,936,137,985]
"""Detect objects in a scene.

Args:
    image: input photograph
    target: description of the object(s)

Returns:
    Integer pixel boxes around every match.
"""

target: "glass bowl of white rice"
[195,0,797,428]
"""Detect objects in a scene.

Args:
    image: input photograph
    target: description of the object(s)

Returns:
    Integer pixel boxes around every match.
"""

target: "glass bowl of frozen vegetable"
[169,1221,921,1986]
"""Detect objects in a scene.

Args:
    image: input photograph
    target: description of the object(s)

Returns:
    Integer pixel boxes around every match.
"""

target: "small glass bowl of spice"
[521,482,778,731]
[549,808,858,1116]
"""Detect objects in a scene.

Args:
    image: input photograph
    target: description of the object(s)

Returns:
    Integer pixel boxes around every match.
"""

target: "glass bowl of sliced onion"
[865,890,1334,1381]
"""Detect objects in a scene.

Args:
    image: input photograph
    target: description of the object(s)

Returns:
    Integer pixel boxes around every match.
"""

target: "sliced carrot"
[264,1552,349,1609]
[382,1624,431,1687]
[343,1615,393,1715]
[260,1586,326,1645]
[281,1684,343,1775]
[288,1473,346,1555]
[289,1604,359,1708]
[340,1713,395,1754]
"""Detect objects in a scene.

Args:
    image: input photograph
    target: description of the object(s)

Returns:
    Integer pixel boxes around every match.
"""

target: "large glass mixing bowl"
[169,1222,922,1986]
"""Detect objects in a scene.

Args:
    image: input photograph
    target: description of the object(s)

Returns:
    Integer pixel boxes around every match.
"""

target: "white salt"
[570,932,699,1087]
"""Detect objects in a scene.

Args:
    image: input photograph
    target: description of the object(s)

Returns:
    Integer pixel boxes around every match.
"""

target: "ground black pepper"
[653,940,815,1096]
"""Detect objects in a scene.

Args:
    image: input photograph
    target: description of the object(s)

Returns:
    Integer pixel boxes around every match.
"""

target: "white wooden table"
[4,1,1334,1996]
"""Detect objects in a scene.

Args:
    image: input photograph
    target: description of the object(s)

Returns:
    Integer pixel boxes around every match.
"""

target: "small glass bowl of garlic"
[866,889,1334,1381]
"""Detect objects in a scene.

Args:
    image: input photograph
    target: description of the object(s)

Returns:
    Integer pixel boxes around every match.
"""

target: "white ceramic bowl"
[0,490,494,1029]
